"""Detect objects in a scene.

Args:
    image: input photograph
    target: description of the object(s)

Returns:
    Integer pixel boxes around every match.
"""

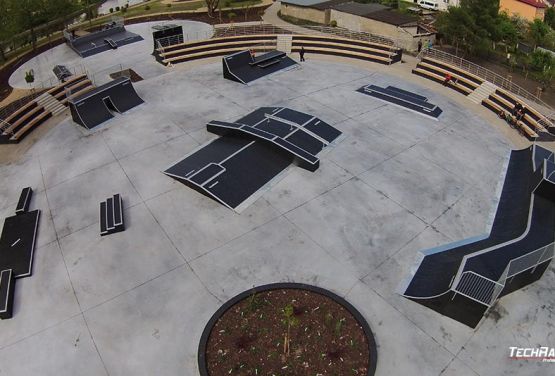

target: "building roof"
[517,0,547,8]
[364,9,418,26]
[331,2,389,16]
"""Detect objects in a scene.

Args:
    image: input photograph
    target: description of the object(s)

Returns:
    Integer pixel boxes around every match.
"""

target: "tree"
[529,19,550,47]
[545,7,555,30]
[205,0,220,17]
[436,6,479,56]
[0,0,15,61]
[492,12,520,50]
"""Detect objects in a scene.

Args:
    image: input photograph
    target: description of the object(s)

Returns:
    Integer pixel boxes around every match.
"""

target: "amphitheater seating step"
[35,92,66,116]
[467,81,497,104]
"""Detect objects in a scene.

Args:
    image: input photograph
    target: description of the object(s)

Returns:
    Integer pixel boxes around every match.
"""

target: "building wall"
[500,0,545,21]
[329,9,435,51]
[280,4,327,24]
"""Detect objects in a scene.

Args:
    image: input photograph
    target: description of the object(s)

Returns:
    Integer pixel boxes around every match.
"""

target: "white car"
[418,0,439,11]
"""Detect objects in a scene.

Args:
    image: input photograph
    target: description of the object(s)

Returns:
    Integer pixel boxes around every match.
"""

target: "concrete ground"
[9,20,213,89]
[0,51,554,376]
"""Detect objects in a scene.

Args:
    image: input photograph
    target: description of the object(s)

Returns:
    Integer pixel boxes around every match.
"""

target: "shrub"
[24,70,35,83]
[109,7,114,13]
[121,6,127,13]
[330,20,337,27]
[115,6,120,11]
[225,0,231,7]
[167,3,172,7]
[144,5,150,10]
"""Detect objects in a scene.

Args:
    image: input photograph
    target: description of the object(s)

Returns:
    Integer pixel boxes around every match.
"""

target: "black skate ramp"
[400,145,555,328]
[0,210,40,278]
[223,50,298,84]
[66,24,143,58]
[69,77,143,129]
[164,107,341,211]
[357,84,443,119]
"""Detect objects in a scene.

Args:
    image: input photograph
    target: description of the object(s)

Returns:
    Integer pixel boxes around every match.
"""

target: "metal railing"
[1,64,87,122]
[0,90,45,121]
[417,48,554,125]
[454,271,504,306]
[453,241,555,307]
[0,118,12,135]
[506,242,554,279]
[212,23,398,48]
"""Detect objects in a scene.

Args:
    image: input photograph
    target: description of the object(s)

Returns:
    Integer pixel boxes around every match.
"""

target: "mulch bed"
[205,288,371,375]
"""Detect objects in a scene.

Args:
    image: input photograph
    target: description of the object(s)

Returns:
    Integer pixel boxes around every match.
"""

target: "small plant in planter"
[281,303,299,356]
[109,7,114,13]
[115,6,120,11]
[24,70,35,84]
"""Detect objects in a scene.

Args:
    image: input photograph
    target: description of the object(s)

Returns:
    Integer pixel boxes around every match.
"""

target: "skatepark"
[0,5,554,376]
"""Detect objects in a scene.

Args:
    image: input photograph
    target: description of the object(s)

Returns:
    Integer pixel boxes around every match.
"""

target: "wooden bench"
[421,57,484,85]
[2,105,44,135]
[417,61,480,90]
[412,67,473,95]
[157,34,278,54]
[55,79,94,101]
[488,91,547,132]
[61,85,96,104]
[160,39,277,59]
[10,111,52,141]
[292,34,396,53]
[496,88,553,129]
[3,101,37,125]
[291,39,396,59]
[291,46,392,64]
[163,45,276,65]
[47,74,87,96]
[482,98,538,139]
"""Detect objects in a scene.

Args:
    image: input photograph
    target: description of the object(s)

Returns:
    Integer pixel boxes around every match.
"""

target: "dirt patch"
[205,288,371,375]
[109,68,144,82]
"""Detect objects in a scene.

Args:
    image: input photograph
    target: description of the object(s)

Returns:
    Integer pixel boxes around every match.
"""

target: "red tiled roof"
[517,0,547,8]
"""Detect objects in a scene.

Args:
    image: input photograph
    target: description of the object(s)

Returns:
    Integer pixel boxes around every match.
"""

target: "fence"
[417,48,554,127]
[212,23,398,47]
[453,242,555,307]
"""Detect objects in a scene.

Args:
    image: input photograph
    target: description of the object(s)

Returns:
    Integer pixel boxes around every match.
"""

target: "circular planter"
[198,283,377,376]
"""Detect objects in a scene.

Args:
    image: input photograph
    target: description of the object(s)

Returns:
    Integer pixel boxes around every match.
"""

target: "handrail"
[418,48,554,124]
[211,23,399,48]
[453,241,555,307]
[0,118,12,135]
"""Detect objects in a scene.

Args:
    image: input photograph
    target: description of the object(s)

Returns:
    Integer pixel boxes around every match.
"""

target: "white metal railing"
[506,242,555,278]
[211,23,399,48]
[453,242,555,307]
[0,118,12,135]
[0,64,87,122]
[454,271,504,306]
[418,48,554,125]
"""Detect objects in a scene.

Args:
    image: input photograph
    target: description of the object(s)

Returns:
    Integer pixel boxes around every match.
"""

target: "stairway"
[467,81,497,105]
[35,92,66,116]
[276,34,292,54]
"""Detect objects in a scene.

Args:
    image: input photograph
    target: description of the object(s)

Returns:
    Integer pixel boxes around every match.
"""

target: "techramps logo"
[509,347,555,362]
